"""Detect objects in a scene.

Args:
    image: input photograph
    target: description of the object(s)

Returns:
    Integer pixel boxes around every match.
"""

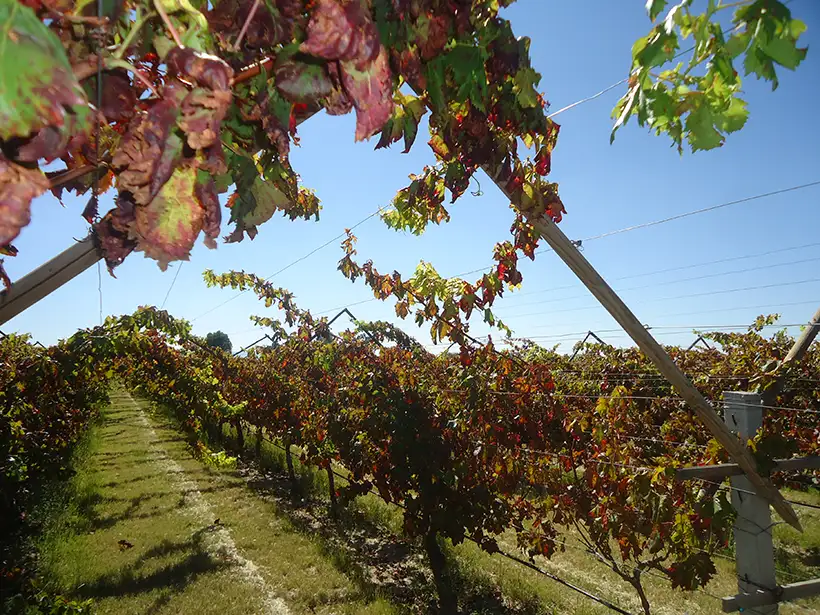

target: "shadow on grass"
[75,528,229,603]
[206,421,548,615]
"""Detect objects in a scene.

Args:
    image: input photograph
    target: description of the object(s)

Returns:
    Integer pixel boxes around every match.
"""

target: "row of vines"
[1,276,817,613]
[0,332,112,613]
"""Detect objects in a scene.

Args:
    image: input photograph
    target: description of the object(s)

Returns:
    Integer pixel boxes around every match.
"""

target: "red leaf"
[0,153,49,246]
[341,48,394,141]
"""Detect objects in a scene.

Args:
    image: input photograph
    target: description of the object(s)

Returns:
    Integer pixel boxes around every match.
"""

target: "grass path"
[39,391,397,615]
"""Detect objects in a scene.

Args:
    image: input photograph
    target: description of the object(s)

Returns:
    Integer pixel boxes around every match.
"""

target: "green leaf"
[610,82,640,144]
[646,0,668,21]
[403,115,419,153]
[744,47,778,88]
[724,32,751,59]
[425,60,445,111]
[760,36,806,70]
[513,67,541,109]
[634,28,680,68]
[717,96,748,134]
[684,102,723,151]
[132,167,204,270]
[0,0,90,150]
[434,44,489,111]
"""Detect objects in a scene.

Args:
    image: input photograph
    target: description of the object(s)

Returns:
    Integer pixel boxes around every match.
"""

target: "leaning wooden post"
[723,391,778,615]
[480,163,802,531]
[762,305,820,408]
[0,236,102,326]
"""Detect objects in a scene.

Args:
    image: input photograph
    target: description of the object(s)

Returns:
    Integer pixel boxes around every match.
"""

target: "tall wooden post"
[724,391,777,615]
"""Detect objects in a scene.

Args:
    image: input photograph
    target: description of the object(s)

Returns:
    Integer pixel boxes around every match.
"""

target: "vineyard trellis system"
[1,294,819,613]
[0,0,818,612]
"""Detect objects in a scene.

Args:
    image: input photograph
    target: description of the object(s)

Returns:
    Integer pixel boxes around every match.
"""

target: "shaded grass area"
[214,421,820,615]
[33,391,401,615]
[0,420,100,615]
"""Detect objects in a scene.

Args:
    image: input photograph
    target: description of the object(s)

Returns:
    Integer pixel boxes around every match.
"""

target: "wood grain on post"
[481,163,802,532]
[722,579,820,612]
[783,306,820,365]
[763,305,820,407]
[676,456,820,481]
[0,237,102,327]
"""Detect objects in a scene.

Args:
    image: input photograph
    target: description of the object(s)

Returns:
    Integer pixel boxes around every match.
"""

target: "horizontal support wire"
[684,477,820,512]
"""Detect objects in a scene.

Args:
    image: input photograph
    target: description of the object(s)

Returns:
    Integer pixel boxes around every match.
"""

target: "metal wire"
[515,241,820,299]
[94,0,104,326]
[192,208,383,322]
[505,279,820,320]
[496,256,820,313]
[161,262,183,310]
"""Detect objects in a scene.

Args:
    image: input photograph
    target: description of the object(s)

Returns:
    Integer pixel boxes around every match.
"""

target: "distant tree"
[205,331,232,353]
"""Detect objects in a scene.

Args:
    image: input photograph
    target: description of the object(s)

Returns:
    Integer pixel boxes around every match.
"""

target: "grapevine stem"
[231,56,275,86]
[232,0,262,52]
[106,58,161,98]
[114,10,156,60]
[153,0,183,48]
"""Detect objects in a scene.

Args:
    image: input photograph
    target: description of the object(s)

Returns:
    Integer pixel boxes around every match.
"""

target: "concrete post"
[724,391,778,615]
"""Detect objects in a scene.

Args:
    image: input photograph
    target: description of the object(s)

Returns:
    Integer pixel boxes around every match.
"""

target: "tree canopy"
[205,330,233,353]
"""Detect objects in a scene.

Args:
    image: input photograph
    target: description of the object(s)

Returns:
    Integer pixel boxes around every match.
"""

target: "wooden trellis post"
[0,236,101,327]
[480,163,803,531]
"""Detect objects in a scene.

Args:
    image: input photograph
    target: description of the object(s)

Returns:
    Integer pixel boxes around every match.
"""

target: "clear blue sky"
[5,0,820,353]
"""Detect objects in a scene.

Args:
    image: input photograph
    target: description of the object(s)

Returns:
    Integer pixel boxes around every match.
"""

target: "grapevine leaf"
[415,14,450,61]
[90,70,137,124]
[341,48,394,141]
[196,172,221,249]
[207,0,283,48]
[159,0,211,51]
[226,156,320,242]
[323,63,354,115]
[166,47,234,150]
[300,0,380,65]
[0,0,91,147]
[513,67,541,109]
[684,101,723,151]
[300,0,393,140]
[275,58,334,104]
[441,44,489,110]
[646,0,668,21]
[112,85,187,206]
[132,166,204,270]
[717,97,748,134]
[0,152,49,246]
[94,196,138,274]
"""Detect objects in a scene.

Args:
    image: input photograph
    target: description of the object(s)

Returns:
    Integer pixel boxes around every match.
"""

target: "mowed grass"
[219,422,820,615]
[36,390,399,615]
